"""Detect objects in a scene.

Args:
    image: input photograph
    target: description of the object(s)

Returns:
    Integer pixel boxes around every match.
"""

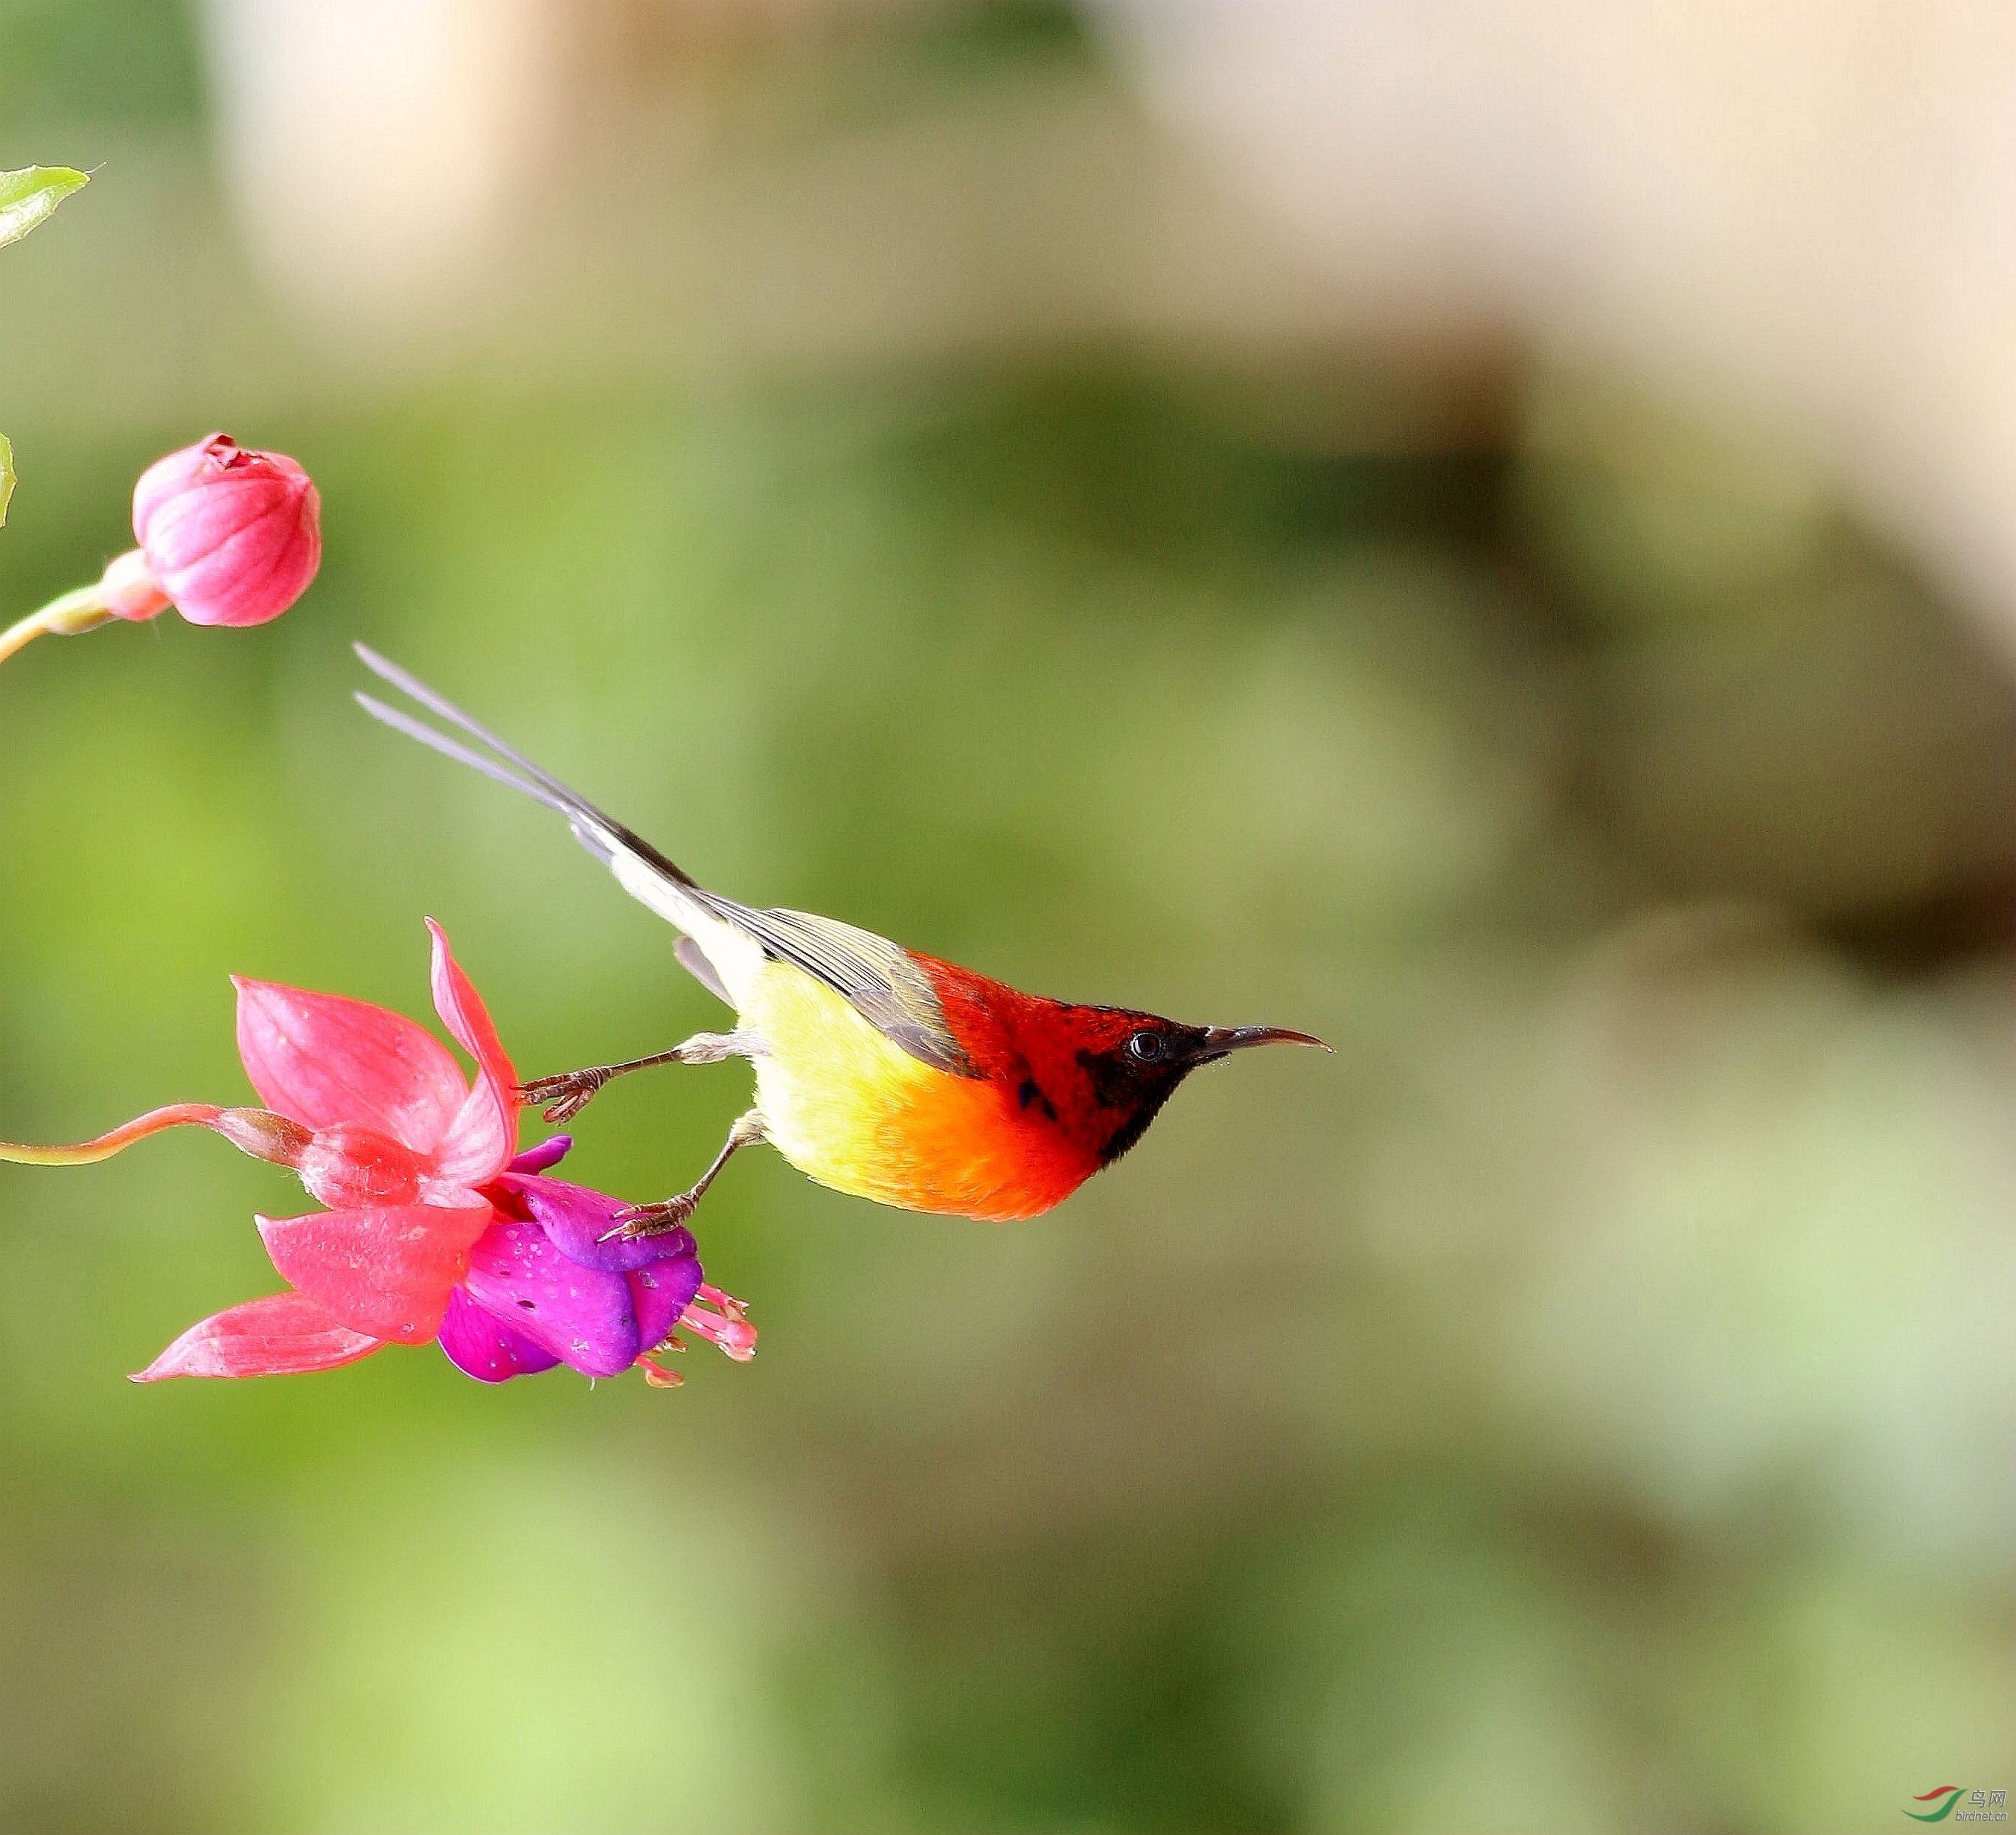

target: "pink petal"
[425,920,519,1184]
[132,1290,383,1380]
[257,1202,491,1345]
[437,1287,561,1383]
[234,976,467,1154]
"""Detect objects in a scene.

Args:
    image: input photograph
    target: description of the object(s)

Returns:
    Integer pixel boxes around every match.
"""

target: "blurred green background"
[1,3,2011,1831]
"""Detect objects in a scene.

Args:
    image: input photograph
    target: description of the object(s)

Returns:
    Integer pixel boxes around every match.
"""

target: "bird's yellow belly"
[741,961,1073,1221]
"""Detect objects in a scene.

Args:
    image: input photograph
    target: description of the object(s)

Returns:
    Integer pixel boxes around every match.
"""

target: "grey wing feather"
[712,904,975,1077]
[674,935,732,1006]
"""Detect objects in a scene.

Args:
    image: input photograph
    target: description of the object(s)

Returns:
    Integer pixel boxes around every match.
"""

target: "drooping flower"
[0,921,753,1385]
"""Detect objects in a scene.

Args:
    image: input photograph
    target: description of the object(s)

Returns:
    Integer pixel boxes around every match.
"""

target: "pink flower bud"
[121,432,321,628]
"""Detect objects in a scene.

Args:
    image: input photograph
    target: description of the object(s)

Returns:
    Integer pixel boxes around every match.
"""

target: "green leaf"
[0,434,13,530]
[0,167,89,252]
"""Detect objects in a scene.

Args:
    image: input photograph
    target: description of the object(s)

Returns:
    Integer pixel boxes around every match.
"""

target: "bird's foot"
[600,1191,699,1242]
[515,1067,609,1124]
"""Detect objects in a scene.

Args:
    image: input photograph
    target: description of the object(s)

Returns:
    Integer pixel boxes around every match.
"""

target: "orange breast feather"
[744,955,1095,1220]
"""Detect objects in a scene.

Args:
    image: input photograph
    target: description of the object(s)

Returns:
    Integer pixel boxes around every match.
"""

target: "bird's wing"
[353,644,975,1076]
[708,904,974,1077]
[673,936,732,1006]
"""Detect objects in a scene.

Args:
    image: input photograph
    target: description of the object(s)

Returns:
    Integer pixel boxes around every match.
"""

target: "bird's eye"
[1127,1030,1167,1064]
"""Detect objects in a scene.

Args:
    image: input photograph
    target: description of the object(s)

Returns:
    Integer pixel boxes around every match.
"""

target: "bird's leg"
[604,1109,767,1240]
[516,1031,752,1124]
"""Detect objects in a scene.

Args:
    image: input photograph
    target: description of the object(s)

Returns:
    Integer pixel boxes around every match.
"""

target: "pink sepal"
[132,1290,383,1380]
[424,920,518,1185]
[234,975,467,1155]
[257,1201,491,1344]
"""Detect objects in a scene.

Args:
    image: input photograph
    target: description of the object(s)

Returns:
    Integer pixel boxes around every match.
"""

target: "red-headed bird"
[355,647,1327,1237]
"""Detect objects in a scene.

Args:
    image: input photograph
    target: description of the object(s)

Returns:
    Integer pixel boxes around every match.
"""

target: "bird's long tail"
[355,644,651,862]
[352,644,727,951]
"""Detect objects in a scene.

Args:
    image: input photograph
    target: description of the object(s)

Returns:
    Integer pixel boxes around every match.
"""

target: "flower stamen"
[677,1283,756,1362]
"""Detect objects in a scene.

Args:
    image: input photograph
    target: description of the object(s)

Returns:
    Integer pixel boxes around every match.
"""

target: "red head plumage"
[917,956,1325,1213]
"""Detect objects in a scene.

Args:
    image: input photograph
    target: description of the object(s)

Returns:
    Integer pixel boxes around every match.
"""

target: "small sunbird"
[356,647,1328,1236]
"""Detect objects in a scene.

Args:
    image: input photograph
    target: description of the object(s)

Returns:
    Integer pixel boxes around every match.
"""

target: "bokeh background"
[1,2,2012,1831]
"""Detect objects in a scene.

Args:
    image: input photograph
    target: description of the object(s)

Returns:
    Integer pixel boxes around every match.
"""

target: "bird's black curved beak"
[1193,1025,1332,1063]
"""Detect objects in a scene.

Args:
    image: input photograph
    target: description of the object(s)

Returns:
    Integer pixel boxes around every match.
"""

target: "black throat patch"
[1074,1045,1191,1166]
[1094,1085,1180,1165]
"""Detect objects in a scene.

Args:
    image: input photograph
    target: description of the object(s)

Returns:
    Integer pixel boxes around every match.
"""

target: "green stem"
[0,584,112,666]
[0,608,50,665]
[0,1104,223,1165]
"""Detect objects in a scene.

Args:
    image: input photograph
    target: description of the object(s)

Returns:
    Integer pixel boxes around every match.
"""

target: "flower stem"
[0,609,50,665]
[0,584,114,667]
[0,1104,223,1165]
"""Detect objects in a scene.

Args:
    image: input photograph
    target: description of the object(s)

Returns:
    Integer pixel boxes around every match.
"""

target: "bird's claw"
[514,1069,607,1124]
[598,1191,699,1243]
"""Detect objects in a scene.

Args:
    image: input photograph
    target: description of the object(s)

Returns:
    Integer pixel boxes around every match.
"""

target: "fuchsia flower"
[100,432,321,629]
[0,921,753,1386]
